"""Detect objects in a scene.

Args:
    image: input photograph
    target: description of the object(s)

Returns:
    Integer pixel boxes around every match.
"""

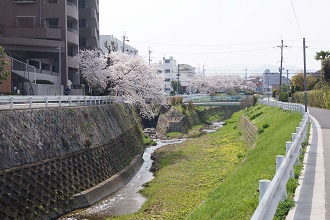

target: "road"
[287,107,330,220]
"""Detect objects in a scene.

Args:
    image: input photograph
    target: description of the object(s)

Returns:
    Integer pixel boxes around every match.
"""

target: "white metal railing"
[182,94,245,103]
[252,100,309,220]
[0,96,126,111]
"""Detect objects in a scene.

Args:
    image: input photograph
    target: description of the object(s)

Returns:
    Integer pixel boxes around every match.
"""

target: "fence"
[0,95,125,111]
[251,100,309,219]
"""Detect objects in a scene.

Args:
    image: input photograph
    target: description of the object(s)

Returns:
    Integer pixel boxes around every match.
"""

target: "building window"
[79,19,87,27]
[165,69,171,73]
[44,18,59,29]
[79,37,87,47]
[165,78,171,82]
[165,59,170,63]
[78,0,87,8]
[16,17,35,28]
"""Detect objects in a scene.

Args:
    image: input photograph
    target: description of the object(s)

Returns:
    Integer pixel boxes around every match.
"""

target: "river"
[61,139,185,219]
[61,122,224,219]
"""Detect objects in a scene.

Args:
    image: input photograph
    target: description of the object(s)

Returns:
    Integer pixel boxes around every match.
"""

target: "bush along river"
[61,122,224,219]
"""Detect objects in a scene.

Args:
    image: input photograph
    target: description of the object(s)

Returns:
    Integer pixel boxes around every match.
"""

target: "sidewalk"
[286,107,330,220]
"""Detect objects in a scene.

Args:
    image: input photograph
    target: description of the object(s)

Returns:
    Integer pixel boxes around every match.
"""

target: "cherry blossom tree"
[188,74,255,94]
[75,50,166,119]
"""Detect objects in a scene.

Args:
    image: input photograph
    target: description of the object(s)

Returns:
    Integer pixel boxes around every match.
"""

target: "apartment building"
[158,56,196,94]
[0,0,99,95]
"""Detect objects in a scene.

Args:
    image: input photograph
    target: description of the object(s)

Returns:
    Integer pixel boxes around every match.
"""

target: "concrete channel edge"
[73,154,144,209]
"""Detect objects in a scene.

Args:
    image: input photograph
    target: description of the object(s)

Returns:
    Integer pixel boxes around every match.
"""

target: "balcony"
[79,8,98,20]
[67,2,78,20]
[67,28,79,45]
[67,56,78,69]
[3,27,61,40]
[79,27,97,37]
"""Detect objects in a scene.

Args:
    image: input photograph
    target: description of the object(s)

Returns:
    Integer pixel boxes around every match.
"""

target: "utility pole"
[202,65,206,76]
[276,40,288,94]
[245,68,247,80]
[122,32,129,53]
[267,75,270,101]
[148,47,152,65]
[177,64,180,95]
[303,38,307,112]
[287,69,289,102]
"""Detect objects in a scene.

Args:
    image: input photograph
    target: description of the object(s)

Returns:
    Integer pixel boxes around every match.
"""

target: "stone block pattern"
[0,104,144,219]
[238,115,258,147]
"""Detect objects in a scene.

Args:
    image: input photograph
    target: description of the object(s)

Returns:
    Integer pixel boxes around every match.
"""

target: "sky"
[99,0,330,76]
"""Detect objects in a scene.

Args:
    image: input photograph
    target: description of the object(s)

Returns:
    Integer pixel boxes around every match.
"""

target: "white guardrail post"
[252,99,309,220]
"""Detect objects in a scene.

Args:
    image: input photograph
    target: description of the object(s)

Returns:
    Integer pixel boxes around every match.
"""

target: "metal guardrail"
[0,95,125,111]
[252,100,309,220]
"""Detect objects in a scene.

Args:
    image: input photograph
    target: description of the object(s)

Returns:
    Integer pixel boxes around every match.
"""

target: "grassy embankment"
[111,104,302,220]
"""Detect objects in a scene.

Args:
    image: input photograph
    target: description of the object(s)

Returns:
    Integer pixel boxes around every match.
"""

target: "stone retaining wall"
[238,115,258,147]
[0,104,144,219]
[156,105,242,134]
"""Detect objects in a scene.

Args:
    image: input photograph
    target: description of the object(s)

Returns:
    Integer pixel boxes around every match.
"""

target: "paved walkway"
[287,107,330,220]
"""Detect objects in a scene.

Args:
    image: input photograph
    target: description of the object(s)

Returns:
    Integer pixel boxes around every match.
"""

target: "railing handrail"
[0,95,125,111]
[251,100,309,219]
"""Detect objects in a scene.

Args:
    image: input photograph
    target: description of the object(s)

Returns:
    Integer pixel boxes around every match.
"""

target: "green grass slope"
[112,104,302,220]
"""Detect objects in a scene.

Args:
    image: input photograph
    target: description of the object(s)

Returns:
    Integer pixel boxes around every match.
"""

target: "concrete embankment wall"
[156,105,242,134]
[0,104,144,219]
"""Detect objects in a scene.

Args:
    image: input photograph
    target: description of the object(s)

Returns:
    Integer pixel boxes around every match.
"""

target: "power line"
[129,40,278,47]
[139,47,274,56]
[291,0,304,38]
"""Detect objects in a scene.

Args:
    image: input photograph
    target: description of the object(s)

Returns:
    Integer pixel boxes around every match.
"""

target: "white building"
[262,69,290,92]
[99,35,138,55]
[158,56,196,94]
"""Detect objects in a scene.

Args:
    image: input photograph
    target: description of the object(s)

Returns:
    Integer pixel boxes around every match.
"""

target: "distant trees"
[291,72,319,91]
[170,81,183,95]
[75,49,166,119]
[187,74,255,94]
[315,50,330,83]
[0,46,10,85]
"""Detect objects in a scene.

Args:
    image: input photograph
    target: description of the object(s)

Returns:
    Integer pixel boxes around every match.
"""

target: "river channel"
[61,122,224,219]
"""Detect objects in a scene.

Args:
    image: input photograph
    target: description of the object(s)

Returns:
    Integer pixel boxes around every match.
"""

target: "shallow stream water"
[61,139,186,219]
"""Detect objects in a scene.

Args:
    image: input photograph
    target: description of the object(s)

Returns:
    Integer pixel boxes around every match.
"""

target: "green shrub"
[279,92,289,102]
[188,101,195,111]
[258,127,264,134]
[263,123,270,129]
[292,90,327,108]
[170,97,184,106]
[249,112,263,120]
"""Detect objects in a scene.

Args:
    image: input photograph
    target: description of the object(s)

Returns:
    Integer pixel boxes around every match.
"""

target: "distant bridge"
[181,94,249,106]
